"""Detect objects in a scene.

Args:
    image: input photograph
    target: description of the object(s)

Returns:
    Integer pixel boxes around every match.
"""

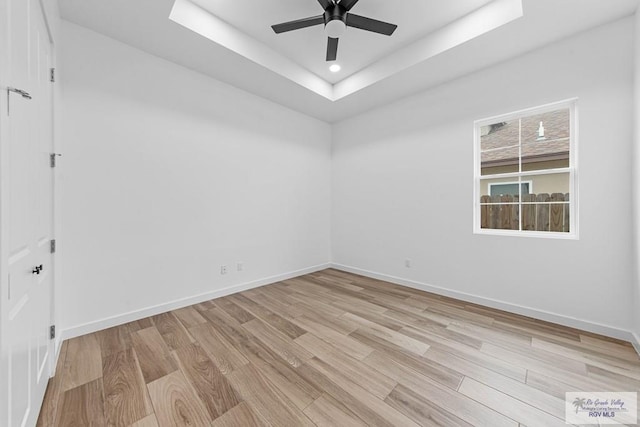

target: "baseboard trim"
[631,332,640,357]
[331,263,637,344]
[60,263,330,343]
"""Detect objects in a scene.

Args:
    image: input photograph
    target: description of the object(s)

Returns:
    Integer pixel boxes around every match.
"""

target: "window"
[474,100,578,238]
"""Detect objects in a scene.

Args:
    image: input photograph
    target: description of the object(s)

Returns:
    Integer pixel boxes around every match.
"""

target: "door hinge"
[50,325,56,340]
[50,239,56,254]
[50,68,55,83]
[50,153,61,167]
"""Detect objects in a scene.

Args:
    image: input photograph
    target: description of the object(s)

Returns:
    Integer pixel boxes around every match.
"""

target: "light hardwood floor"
[37,269,640,426]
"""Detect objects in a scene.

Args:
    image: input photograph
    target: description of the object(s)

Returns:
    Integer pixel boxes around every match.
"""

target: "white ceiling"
[169,0,522,101]
[59,0,639,122]
[188,0,494,84]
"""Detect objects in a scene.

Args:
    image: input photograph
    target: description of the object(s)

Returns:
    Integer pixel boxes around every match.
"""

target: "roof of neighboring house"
[481,109,570,165]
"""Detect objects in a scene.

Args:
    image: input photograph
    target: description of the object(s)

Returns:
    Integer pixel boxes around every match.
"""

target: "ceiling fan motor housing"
[271,0,397,62]
[324,5,347,38]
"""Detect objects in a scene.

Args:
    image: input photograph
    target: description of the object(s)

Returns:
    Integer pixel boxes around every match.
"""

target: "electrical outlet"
[405,259,412,268]
[237,262,244,272]
[220,265,228,275]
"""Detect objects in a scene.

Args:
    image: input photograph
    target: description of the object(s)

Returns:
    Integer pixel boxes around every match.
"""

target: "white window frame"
[487,180,533,197]
[473,99,579,239]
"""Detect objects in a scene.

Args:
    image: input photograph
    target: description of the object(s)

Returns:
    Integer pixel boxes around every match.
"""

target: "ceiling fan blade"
[339,0,360,11]
[317,0,333,10]
[346,13,397,36]
[326,37,339,61]
[272,15,324,34]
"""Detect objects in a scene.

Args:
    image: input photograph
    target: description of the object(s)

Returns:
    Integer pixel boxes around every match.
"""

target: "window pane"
[525,172,569,195]
[480,199,519,231]
[488,182,530,197]
[481,146,519,175]
[480,118,519,176]
[521,109,570,172]
[522,157,569,172]
[520,172,570,233]
[480,119,519,152]
[480,177,527,198]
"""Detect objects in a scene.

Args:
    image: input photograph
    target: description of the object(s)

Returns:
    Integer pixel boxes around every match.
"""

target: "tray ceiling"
[170,0,523,100]
[189,0,495,83]
[59,0,640,122]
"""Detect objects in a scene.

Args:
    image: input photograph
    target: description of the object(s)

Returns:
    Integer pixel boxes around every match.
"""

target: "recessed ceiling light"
[329,64,341,73]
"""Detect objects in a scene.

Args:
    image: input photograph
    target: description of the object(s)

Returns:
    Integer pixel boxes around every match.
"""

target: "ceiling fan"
[271,0,398,62]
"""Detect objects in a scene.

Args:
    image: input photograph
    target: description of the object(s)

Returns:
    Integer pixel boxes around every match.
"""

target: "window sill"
[473,228,579,240]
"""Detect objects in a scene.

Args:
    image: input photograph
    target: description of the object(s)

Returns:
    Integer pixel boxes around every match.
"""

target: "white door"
[0,0,55,425]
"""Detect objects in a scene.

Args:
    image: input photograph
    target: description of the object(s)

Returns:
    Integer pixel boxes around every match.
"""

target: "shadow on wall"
[334,19,627,150]
[66,21,325,146]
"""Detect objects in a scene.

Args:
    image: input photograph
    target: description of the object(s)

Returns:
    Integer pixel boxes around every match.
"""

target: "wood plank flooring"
[37,269,640,426]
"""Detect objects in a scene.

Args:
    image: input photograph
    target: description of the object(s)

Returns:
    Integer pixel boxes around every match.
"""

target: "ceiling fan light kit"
[325,20,346,39]
[271,0,397,62]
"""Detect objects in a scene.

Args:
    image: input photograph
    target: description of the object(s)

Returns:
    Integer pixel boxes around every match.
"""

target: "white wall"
[633,10,640,351]
[332,18,635,337]
[59,15,639,345]
[59,22,331,336]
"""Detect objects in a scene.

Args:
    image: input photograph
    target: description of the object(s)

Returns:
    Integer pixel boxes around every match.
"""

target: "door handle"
[7,87,32,100]
[31,264,43,275]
